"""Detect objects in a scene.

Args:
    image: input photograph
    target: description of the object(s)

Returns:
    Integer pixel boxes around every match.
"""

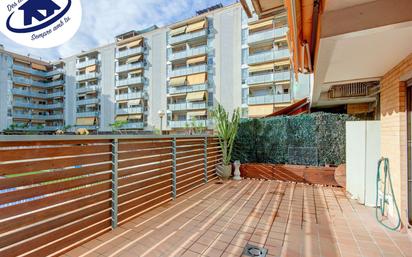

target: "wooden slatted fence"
[0,135,222,257]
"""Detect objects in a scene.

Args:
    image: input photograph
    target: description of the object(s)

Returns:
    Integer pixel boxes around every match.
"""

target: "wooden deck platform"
[63,180,412,257]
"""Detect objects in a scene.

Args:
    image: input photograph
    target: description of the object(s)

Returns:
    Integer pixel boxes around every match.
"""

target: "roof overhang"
[312,0,412,106]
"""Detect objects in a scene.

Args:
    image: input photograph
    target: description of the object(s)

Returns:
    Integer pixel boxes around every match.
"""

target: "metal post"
[172,137,177,200]
[204,136,208,184]
[111,139,118,229]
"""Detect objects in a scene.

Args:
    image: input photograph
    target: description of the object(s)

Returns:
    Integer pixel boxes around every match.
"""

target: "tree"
[110,120,128,134]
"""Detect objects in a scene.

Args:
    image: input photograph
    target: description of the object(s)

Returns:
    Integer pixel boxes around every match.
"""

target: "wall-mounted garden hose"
[375,158,401,231]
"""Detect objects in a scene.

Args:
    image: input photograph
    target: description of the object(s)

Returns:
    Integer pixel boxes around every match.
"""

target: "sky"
[0,0,237,61]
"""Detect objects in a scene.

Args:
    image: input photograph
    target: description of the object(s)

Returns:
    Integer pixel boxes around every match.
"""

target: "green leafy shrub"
[232,112,357,166]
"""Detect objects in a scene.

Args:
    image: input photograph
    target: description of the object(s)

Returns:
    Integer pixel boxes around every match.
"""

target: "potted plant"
[212,103,240,179]
[110,120,128,134]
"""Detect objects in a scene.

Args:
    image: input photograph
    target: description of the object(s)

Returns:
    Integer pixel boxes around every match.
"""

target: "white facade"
[0,3,310,133]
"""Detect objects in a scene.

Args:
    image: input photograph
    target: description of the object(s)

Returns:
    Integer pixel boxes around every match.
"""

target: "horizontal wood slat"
[0,154,112,176]
[0,136,221,257]
[0,144,111,162]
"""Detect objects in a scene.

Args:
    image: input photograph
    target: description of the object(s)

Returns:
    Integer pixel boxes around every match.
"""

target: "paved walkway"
[63,180,412,257]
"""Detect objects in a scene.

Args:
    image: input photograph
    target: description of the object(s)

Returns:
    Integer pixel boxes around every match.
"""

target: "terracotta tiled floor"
[63,180,412,257]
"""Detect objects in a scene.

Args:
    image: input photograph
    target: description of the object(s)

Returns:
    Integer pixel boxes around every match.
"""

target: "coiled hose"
[375,158,401,231]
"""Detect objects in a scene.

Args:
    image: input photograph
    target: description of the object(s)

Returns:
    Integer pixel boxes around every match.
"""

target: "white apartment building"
[0,3,310,133]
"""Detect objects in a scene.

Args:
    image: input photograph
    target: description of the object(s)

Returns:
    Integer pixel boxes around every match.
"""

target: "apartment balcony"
[248,49,290,65]
[122,122,145,129]
[76,98,99,106]
[116,62,144,73]
[248,94,291,105]
[13,76,65,88]
[248,26,288,44]
[76,59,98,69]
[247,71,290,85]
[75,125,98,130]
[116,77,144,87]
[13,113,63,120]
[12,101,64,109]
[115,92,144,101]
[169,29,208,45]
[11,88,64,99]
[116,47,144,59]
[12,65,64,77]
[168,83,208,95]
[169,64,207,78]
[13,125,62,131]
[77,111,99,118]
[76,85,100,94]
[168,102,207,111]
[115,107,144,115]
[169,46,208,61]
[76,72,99,81]
[169,119,211,128]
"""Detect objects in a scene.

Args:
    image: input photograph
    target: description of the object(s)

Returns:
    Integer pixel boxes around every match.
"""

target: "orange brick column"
[380,53,412,228]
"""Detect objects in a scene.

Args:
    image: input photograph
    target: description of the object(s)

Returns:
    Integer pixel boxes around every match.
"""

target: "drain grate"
[243,244,268,257]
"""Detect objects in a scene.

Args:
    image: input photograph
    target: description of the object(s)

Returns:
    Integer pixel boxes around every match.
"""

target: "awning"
[248,105,274,117]
[274,36,287,43]
[249,63,274,73]
[31,63,47,71]
[186,91,206,102]
[14,58,30,64]
[31,120,45,124]
[170,26,187,36]
[130,70,143,75]
[169,76,187,86]
[187,55,206,65]
[266,98,310,117]
[275,60,290,67]
[52,74,61,80]
[126,55,142,63]
[186,20,206,33]
[127,39,142,48]
[76,117,95,126]
[249,19,273,31]
[187,110,207,117]
[129,114,142,119]
[187,73,207,85]
[85,65,96,73]
[128,99,141,105]
[115,115,128,121]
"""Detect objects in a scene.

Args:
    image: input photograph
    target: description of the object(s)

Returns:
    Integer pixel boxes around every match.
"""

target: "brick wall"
[380,53,412,227]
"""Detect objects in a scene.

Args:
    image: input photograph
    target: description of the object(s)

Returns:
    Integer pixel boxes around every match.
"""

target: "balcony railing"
[248,26,288,44]
[116,47,144,59]
[77,111,100,118]
[248,94,291,105]
[169,119,211,128]
[12,64,64,77]
[11,88,64,98]
[12,102,64,109]
[115,92,144,101]
[169,64,207,77]
[168,83,208,95]
[10,125,62,131]
[76,98,99,106]
[248,49,290,65]
[247,71,290,85]
[116,62,144,73]
[121,122,145,129]
[116,77,144,87]
[76,59,98,69]
[169,29,208,45]
[13,113,64,120]
[76,72,99,81]
[169,46,208,61]
[115,106,144,115]
[168,102,207,111]
[13,76,65,88]
[0,135,221,257]
[76,85,100,94]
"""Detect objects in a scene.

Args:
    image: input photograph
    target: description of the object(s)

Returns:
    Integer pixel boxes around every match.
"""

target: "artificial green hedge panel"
[232,112,356,166]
